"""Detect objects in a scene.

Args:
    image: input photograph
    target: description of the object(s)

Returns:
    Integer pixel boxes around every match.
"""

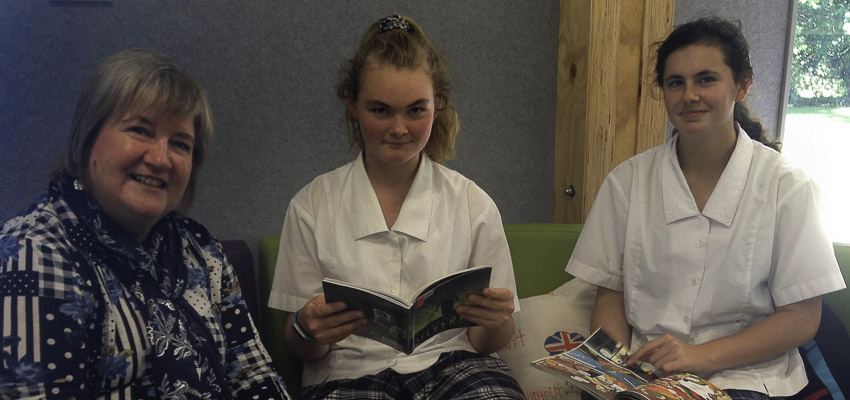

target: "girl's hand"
[298,295,367,345]
[456,287,515,330]
[627,334,712,376]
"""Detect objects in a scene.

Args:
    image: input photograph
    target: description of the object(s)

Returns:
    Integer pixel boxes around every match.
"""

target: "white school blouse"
[566,129,845,395]
[268,153,519,386]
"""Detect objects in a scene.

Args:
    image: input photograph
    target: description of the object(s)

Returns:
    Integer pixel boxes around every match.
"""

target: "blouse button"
[695,240,703,248]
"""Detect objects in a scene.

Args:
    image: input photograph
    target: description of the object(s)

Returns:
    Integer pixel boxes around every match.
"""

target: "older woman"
[0,50,290,399]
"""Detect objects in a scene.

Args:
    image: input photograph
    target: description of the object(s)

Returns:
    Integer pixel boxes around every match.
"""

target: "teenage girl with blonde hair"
[268,15,524,399]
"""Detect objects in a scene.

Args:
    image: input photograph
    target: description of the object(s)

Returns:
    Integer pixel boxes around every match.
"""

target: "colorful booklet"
[322,265,492,354]
[532,328,731,400]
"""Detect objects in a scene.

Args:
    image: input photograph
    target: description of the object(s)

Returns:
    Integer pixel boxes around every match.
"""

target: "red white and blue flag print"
[544,331,585,355]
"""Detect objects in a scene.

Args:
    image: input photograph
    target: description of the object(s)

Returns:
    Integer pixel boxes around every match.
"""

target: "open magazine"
[532,328,731,400]
[322,265,492,354]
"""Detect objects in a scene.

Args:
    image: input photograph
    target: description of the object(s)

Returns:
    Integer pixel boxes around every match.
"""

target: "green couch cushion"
[257,236,302,398]
[503,223,581,298]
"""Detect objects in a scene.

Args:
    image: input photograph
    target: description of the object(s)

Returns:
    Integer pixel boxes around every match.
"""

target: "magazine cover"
[532,329,731,400]
[323,266,492,353]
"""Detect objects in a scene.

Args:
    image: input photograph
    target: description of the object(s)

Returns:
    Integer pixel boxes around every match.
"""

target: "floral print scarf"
[58,179,233,399]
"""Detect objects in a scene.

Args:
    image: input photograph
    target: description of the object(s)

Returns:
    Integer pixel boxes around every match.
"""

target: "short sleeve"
[267,186,324,313]
[467,184,520,312]
[770,174,845,306]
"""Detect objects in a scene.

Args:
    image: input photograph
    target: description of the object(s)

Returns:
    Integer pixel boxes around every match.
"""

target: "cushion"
[497,278,597,399]
[789,302,850,400]
[220,240,260,329]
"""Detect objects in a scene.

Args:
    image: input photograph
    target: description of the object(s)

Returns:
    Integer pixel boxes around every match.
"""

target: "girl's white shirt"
[567,129,845,395]
[269,153,519,386]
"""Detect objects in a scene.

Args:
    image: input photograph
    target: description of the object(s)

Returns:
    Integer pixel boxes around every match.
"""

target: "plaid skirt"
[302,350,525,400]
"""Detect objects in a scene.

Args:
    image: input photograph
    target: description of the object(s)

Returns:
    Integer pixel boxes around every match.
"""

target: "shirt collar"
[662,127,753,226]
[349,153,432,241]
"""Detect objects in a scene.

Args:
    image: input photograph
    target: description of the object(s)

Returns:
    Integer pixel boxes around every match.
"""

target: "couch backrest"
[256,236,303,398]
[503,223,581,298]
[220,240,260,330]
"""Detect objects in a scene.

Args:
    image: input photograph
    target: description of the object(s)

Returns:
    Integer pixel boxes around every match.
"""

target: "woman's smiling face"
[83,109,195,241]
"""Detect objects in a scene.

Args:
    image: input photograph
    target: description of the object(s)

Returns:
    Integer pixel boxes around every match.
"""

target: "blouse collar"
[350,153,432,241]
[662,127,754,227]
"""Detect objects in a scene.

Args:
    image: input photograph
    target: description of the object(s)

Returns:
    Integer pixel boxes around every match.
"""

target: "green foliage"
[790,0,850,107]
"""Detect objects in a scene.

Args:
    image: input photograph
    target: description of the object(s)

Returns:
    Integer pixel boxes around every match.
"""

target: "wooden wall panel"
[637,0,675,153]
[554,0,674,223]
[583,0,621,218]
[614,0,643,168]
[553,0,591,223]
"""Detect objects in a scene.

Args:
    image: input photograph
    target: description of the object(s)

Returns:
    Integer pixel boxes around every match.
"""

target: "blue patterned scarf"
[56,178,233,400]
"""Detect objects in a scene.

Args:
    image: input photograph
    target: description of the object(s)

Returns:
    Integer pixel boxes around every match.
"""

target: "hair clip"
[378,15,411,34]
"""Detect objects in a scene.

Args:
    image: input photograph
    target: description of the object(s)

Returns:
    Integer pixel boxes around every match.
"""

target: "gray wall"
[0,1,793,255]
[0,2,559,251]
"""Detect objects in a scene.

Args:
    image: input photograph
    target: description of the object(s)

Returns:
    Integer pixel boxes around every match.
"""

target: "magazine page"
[531,329,656,400]
[410,265,493,300]
[322,280,411,352]
[409,266,492,348]
[323,278,409,307]
[532,329,732,400]
[322,266,492,354]
[578,328,656,383]
[627,373,731,400]
[533,351,643,400]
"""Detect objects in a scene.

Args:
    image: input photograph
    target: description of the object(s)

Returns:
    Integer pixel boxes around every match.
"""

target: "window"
[784,0,850,244]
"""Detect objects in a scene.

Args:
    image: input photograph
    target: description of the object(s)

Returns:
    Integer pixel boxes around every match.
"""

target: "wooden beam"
[553,0,590,223]
[636,0,675,153]
[614,0,643,167]
[582,0,621,219]
[554,0,674,223]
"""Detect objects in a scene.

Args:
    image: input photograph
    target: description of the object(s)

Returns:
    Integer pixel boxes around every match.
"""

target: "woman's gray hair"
[52,49,213,211]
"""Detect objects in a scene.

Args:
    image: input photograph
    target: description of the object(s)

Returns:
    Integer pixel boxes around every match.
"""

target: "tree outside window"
[784,0,850,244]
